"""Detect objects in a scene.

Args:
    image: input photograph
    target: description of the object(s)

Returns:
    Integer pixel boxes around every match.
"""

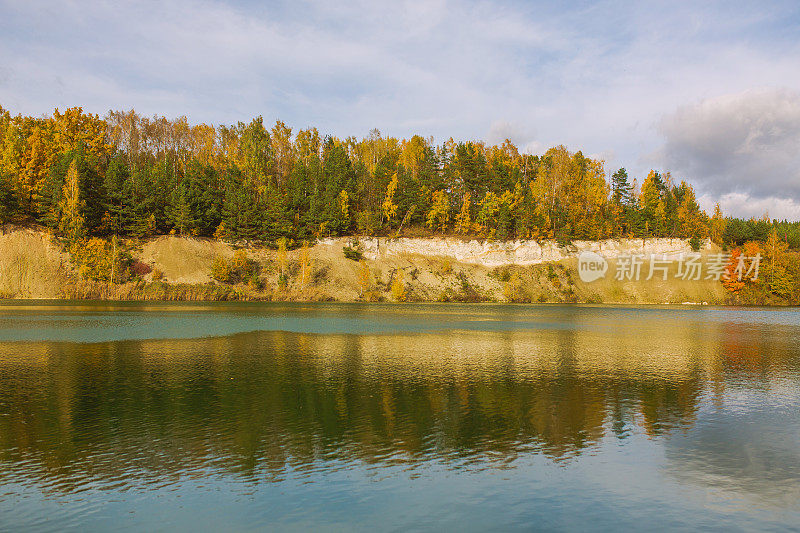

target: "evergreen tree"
[261,183,292,242]
[166,160,221,236]
[0,172,18,224]
[611,168,631,206]
[221,168,262,240]
[103,155,131,236]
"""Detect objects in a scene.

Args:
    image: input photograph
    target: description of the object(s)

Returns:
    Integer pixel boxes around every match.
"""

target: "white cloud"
[2,0,800,217]
[698,193,800,222]
[659,88,800,199]
[659,88,800,219]
[486,120,530,146]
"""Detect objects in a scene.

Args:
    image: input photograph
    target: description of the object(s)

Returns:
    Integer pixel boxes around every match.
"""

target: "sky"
[1,0,800,219]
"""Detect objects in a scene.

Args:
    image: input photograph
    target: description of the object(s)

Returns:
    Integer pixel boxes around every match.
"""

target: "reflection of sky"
[664,388,800,509]
[4,421,799,531]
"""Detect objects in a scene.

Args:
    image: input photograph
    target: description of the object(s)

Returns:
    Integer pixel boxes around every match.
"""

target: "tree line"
[2,105,799,248]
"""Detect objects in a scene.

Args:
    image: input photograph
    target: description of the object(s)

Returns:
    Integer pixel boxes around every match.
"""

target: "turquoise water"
[0,302,798,531]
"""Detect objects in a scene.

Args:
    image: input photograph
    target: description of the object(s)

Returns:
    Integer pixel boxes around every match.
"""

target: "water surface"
[0,302,798,531]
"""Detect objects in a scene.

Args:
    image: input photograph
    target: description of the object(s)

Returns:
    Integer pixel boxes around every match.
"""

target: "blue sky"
[1,0,800,218]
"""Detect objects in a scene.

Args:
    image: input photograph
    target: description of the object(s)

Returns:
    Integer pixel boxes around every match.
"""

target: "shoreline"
[0,226,785,306]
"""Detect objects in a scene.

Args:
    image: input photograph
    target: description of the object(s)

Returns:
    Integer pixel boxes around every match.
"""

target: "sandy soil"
[138,235,236,284]
[0,226,69,298]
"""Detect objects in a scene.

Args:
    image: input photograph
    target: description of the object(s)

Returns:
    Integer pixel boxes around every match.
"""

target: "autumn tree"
[298,240,312,287]
[708,203,726,245]
[382,173,398,227]
[358,260,371,298]
[391,269,406,301]
[454,192,472,234]
[426,190,450,234]
[58,160,85,243]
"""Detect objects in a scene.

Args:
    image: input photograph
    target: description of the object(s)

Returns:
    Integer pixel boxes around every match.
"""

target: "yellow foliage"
[58,160,85,243]
[276,237,288,276]
[426,190,450,233]
[391,269,406,302]
[210,256,231,283]
[298,240,313,287]
[455,193,471,234]
[382,174,399,224]
[71,237,127,283]
[210,250,259,285]
[53,107,110,158]
[339,190,350,221]
[231,250,250,273]
[503,272,528,303]
[358,260,371,297]
[709,203,726,245]
[213,222,226,240]
[21,124,54,202]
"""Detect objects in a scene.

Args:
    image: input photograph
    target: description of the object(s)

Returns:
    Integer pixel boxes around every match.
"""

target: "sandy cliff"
[0,227,726,303]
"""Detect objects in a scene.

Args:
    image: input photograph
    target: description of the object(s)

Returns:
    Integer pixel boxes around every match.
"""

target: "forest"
[2,105,798,248]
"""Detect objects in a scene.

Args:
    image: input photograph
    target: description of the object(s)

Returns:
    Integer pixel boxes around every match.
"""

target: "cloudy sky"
[1,0,799,218]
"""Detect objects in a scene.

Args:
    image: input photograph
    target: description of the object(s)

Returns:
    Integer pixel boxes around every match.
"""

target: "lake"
[0,302,798,531]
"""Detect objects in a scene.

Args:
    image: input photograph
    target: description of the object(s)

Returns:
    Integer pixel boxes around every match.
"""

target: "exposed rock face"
[0,227,724,303]
[321,237,711,267]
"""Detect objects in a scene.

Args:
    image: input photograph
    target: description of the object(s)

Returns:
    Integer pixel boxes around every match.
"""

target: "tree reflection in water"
[0,311,797,495]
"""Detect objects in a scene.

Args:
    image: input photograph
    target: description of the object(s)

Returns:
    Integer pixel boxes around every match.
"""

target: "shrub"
[391,270,406,302]
[231,250,256,279]
[212,251,258,284]
[358,260,371,297]
[456,272,482,302]
[70,237,132,283]
[440,259,453,275]
[298,241,313,287]
[343,246,363,261]
[504,272,530,303]
[586,293,604,304]
[151,268,163,281]
[689,236,701,251]
[364,290,383,302]
[492,266,511,282]
[131,260,152,277]
[247,273,263,290]
[210,256,231,283]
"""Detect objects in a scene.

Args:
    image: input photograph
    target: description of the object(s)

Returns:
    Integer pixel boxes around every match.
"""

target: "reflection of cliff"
[0,320,796,493]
